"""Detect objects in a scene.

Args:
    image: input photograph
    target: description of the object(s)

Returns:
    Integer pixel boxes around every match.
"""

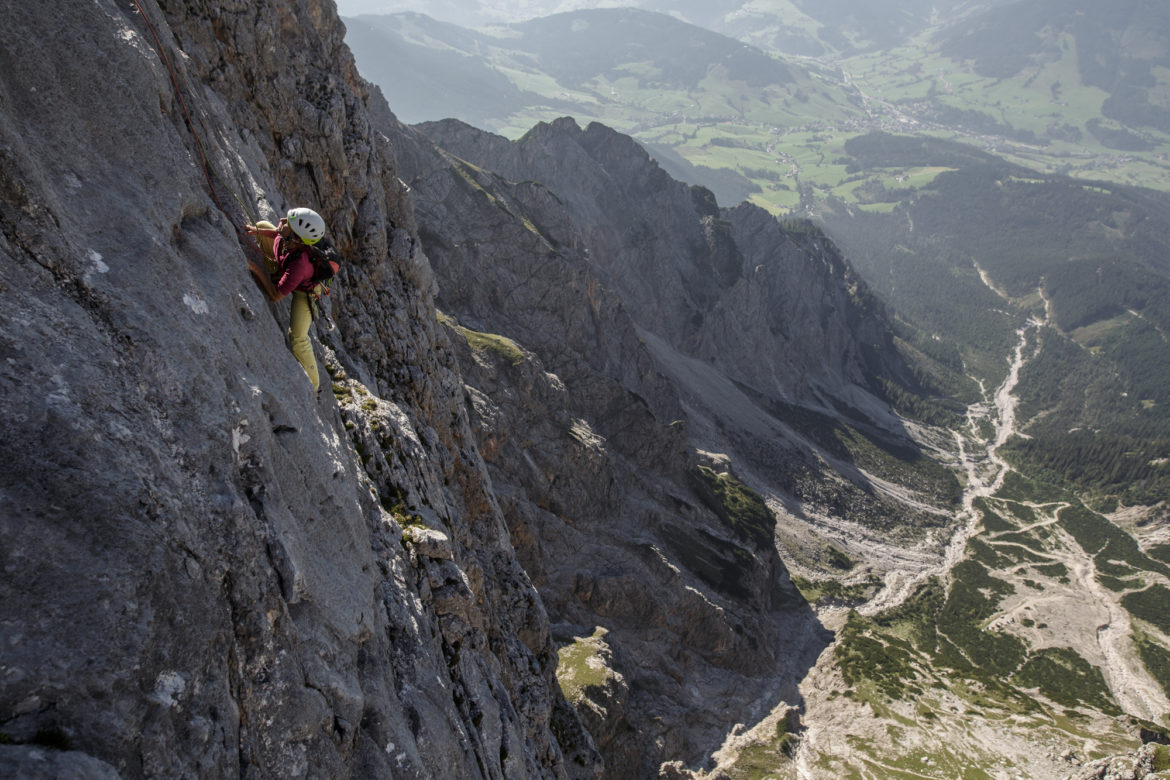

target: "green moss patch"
[556,627,616,704]
[456,325,526,366]
[691,466,775,548]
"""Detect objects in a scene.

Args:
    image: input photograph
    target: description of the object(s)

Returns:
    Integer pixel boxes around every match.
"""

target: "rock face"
[416,118,910,412]
[0,1,594,777]
[385,116,810,776]
[383,114,939,775]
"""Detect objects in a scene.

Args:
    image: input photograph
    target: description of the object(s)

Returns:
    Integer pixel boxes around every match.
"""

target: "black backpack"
[306,238,342,297]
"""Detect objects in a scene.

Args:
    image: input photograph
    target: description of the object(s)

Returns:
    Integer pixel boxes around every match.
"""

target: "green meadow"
[481,16,1170,216]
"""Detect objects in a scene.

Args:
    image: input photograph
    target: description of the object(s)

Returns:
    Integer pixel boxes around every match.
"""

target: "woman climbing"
[245,208,328,394]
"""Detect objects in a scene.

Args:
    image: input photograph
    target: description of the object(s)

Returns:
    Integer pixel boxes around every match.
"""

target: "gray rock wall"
[415,117,924,443]
[0,1,594,777]
[392,118,823,776]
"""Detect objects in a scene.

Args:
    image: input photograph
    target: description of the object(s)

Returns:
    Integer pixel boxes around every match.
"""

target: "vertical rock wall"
[0,1,594,777]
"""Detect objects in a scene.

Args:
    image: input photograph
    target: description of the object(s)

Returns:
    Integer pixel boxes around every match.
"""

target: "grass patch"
[1149,544,1170,566]
[556,627,615,705]
[975,498,1017,533]
[874,577,946,649]
[1032,561,1070,580]
[937,560,1027,673]
[1012,647,1121,715]
[456,325,527,366]
[1155,744,1170,773]
[996,471,1071,504]
[691,466,775,548]
[827,545,856,571]
[1135,635,1170,700]
[1060,506,1170,579]
[724,718,797,780]
[836,611,924,702]
[1122,585,1170,635]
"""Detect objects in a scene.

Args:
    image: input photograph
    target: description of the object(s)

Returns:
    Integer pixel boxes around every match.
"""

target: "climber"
[245,208,328,395]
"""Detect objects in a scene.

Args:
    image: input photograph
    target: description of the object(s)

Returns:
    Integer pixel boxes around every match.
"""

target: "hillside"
[337,0,1012,55]
[939,0,1170,132]
[819,132,1170,505]
[341,14,541,127]
[340,8,864,209]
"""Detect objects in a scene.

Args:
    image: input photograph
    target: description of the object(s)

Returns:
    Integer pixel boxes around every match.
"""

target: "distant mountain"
[938,0,1170,136]
[719,0,1010,57]
[344,8,793,103]
[343,8,812,204]
[510,8,793,89]
[342,13,543,126]
[338,0,1015,55]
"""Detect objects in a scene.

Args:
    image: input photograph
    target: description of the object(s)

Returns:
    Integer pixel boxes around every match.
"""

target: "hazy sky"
[333,0,628,21]
[335,0,403,12]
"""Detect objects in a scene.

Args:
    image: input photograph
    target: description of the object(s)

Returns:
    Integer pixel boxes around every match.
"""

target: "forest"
[821,133,1170,506]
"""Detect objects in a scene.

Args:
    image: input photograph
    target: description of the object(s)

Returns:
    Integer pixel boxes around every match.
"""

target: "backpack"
[306,238,342,299]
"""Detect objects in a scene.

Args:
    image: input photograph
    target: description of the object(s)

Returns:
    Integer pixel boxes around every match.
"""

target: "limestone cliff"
[409,119,948,549]
[0,1,595,777]
[415,118,913,413]
[379,113,815,776]
[381,114,947,775]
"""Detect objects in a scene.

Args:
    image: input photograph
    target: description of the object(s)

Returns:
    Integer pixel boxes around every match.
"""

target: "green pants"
[257,220,319,393]
[289,290,319,393]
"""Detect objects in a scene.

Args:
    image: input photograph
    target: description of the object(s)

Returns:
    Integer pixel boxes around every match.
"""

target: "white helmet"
[287,207,326,245]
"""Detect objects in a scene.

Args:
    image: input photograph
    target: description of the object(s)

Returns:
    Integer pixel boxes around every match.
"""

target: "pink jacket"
[273,234,316,295]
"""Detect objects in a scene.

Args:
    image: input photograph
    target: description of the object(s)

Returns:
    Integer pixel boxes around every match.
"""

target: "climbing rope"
[128,0,267,264]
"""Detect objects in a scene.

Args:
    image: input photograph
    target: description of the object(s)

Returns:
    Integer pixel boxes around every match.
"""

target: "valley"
[342,3,1170,215]
[709,279,1170,779]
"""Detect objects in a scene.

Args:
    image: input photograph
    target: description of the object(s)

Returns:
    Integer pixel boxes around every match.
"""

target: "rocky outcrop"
[417,118,910,414]
[383,115,966,774]
[1063,742,1170,780]
[384,114,810,776]
[0,1,595,777]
